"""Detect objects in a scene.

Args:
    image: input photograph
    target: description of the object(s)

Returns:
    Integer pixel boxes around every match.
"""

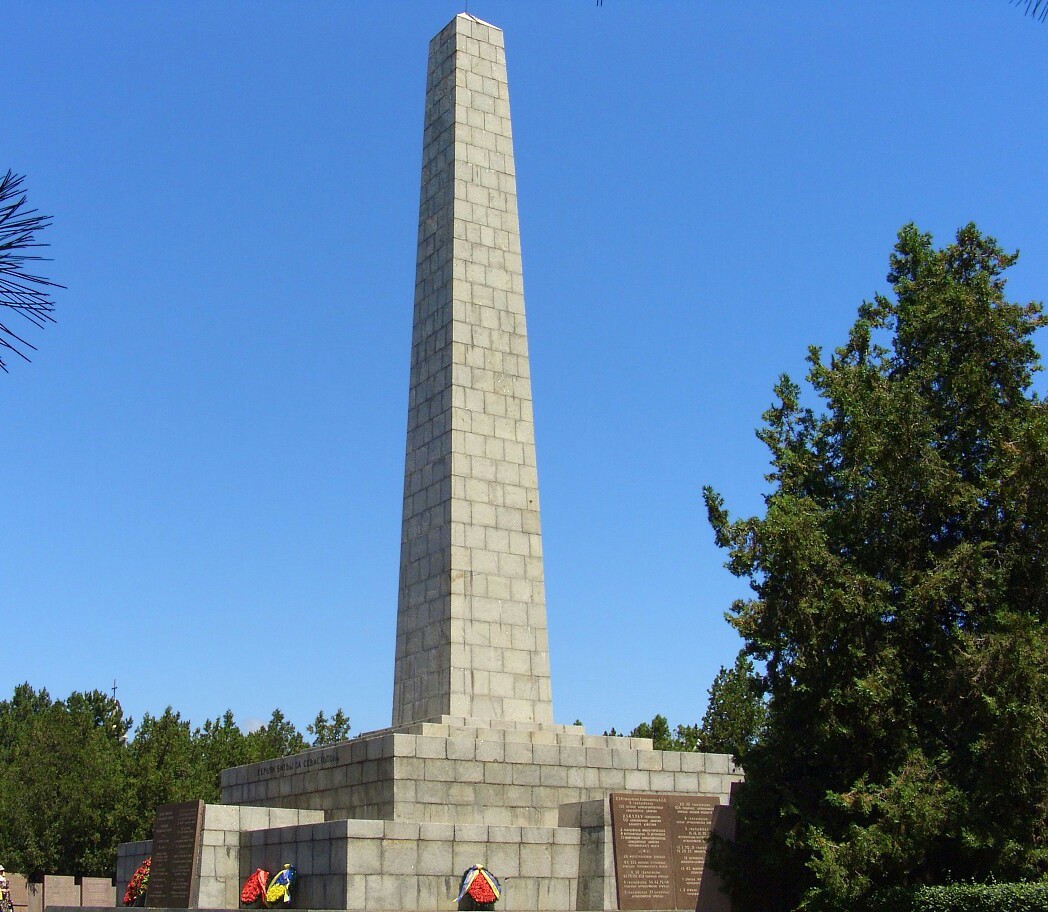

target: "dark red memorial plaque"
[610,793,719,910]
[147,800,204,908]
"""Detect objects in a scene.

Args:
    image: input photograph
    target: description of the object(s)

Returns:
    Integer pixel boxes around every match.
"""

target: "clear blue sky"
[3,1,1046,739]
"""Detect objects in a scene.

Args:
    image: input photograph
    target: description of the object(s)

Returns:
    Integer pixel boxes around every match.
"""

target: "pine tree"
[704,224,1048,911]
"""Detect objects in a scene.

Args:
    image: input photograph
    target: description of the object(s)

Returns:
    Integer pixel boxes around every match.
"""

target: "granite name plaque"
[80,877,116,908]
[147,800,204,908]
[610,793,719,910]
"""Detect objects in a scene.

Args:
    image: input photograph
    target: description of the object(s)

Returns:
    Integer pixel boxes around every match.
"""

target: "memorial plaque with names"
[80,877,116,908]
[610,793,719,910]
[147,800,204,908]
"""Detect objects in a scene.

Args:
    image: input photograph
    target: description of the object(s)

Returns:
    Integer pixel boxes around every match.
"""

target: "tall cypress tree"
[704,224,1048,911]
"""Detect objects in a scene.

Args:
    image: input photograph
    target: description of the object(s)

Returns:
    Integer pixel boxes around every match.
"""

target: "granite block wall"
[240,818,583,912]
[393,11,554,729]
[221,726,742,828]
[196,805,323,909]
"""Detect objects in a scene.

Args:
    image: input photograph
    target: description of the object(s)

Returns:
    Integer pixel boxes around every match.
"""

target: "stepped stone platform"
[117,718,740,910]
[220,719,739,827]
[207,720,739,909]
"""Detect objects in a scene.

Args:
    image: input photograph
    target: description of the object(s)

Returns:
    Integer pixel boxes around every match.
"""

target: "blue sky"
[3,1,1046,739]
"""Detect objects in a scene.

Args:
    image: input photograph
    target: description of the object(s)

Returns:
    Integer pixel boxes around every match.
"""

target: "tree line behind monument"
[0,684,349,878]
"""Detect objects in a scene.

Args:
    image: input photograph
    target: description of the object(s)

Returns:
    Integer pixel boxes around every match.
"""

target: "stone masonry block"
[705,752,731,774]
[346,875,365,909]
[382,839,418,872]
[483,761,512,784]
[699,772,724,793]
[424,758,457,781]
[680,752,704,773]
[391,733,417,757]
[539,765,569,787]
[385,820,421,839]
[586,747,613,768]
[483,842,521,878]
[520,842,553,877]
[520,826,551,844]
[661,750,682,772]
[345,819,386,839]
[476,739,505,762]
[203,804,239,830]
[397,756,425,779]
[504,741,533,764]
[559,745,586,767]
[557,803,581,827]
[419,822,456,841]
[612,749,640,770]
[624,770,652,790]
[674,772,701,792]
[417,839,453,875]
[512,764,540,786]
[452,841,488,873]
[553,826,580,845]
[650,771,677,791]
[347,838,383,875]
[454,823,489,842]
[296,841,314,872]
[363,874,395,910]
[198,847,217,878]
[454,760,485,782]
[239,806,271,830]
[638,750,664,771]
[532,743,560,765]
[512,879,541,911]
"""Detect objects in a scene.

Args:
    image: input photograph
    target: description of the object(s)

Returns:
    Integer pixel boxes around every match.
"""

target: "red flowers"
[123,857,151,906]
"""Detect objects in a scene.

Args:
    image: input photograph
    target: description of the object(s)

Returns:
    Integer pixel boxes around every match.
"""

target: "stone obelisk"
[392,14,554,728]
[193,22,742,910]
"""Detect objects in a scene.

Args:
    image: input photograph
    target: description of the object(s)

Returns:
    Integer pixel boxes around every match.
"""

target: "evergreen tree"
[0,692,128,875]
[0,683,52,761]
[120,708,197,841]
[628,714,702,751]
[243,708,307,763]
[307,709,351,746]
[698,651,766,760]
[191,711,254,802]
[704,224,1048,911]
[0,686,330,876]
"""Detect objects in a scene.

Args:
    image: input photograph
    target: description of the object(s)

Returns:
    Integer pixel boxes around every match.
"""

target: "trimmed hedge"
[911,883,1048,912]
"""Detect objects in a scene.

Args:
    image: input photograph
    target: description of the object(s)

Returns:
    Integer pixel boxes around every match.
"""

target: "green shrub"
[911,882,1048,912]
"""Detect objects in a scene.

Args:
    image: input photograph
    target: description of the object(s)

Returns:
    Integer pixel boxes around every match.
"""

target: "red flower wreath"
[123,857,151,906]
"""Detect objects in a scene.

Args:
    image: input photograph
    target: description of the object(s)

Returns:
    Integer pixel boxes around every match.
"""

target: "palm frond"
[1013,0,1048,22]
[0,170,63,371]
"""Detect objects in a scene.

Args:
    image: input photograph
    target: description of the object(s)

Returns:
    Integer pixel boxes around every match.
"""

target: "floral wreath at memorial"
[457,865,501,905]
[240,864,296,908]
[265,865,296,906]
[239,868,270,907]
[122,857,151,906]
